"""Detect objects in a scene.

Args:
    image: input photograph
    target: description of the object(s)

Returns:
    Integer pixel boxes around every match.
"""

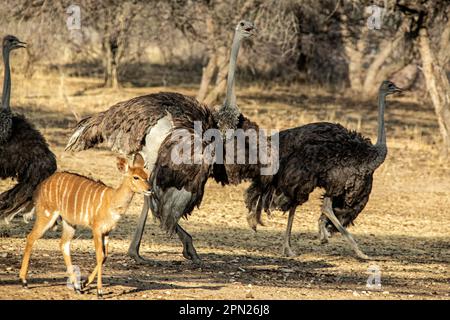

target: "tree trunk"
[204,45,228,105]
[362,18,409,96]
[438,19,450,67]
[103,36,120,89]
[419,26,450,157]
[197,52,217,102]
[197,13,217,102]
[340,12,367,92]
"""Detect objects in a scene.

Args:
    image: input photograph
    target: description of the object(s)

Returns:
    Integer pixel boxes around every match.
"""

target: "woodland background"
[1,0,450,154]
[0,0,449,300]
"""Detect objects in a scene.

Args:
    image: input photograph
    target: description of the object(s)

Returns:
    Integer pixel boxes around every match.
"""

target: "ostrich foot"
[318,217,330,244]
[318,229,330,244]
[356,251,371,260]
[282,245,297,257]
[182,247,203,265]
[128,250,161,266]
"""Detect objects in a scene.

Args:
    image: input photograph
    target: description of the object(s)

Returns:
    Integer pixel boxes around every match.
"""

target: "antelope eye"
[133,176,139,180]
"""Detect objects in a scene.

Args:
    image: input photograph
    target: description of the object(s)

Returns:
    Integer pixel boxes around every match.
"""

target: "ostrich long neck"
[376,91,387,145]
[222,32,241,112]
[1,46,11,112]
[369,91,388,170]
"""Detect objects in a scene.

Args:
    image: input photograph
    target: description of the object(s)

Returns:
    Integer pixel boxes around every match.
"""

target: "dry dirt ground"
[0,75,449,300]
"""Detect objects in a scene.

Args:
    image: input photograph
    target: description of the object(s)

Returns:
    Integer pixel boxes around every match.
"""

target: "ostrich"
[65,21,258,264]
[246,81,402,259]
[0,35,57,221]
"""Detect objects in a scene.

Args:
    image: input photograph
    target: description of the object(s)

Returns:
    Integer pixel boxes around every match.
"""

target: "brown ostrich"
[0,35,57,222]
[65,21,261,264]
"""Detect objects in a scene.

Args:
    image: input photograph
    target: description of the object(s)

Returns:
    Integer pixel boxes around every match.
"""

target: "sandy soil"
[0,78,449,300]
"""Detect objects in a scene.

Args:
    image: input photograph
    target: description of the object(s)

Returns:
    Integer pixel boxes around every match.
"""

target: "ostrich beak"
[246,27,257,36]
[15,41,27,49]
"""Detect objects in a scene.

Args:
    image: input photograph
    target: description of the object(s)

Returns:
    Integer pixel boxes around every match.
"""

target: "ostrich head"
[379,80,402,96]
[2,35,26,52]
[235,20,256,39]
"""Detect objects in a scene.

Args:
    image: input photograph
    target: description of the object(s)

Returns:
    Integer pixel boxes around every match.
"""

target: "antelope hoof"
[282,246,297,257]
[97,289,103,299]
[21,279,28,289]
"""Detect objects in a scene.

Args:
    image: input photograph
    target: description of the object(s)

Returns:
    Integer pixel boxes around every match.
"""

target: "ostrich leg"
[176,224,201,264]
[128,195,155,264]
[282,207,297,257]
[321,197,370,260]
[318,214,331,244]
[128,195,201,264]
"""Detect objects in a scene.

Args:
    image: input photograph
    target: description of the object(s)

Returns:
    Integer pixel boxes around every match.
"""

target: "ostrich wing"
[65,92,206,155]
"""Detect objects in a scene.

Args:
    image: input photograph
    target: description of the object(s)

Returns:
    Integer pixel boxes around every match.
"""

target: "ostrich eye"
[240,22,244,26]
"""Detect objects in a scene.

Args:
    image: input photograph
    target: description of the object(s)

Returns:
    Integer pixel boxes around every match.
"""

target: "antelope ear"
[116,157,128,173]
[133,153,145,168]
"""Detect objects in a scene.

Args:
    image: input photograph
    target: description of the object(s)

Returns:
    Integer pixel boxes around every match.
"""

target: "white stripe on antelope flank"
[79,181,89,222]
[73,180,88,222]
[82,182,94,225]
[61,175,70,215]
[64,176,78,217]
[51,174,58,204]
[87,184,101,223]
[95,188,107,218]
[47,175,54,205]
[79,180,91,224]
[60,175,69,209]
[55,174,65,209]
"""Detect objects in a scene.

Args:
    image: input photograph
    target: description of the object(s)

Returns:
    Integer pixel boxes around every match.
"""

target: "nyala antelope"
[19,154,150,297]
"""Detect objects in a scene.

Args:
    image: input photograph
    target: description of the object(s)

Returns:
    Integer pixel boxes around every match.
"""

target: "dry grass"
[0,73,449,300]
